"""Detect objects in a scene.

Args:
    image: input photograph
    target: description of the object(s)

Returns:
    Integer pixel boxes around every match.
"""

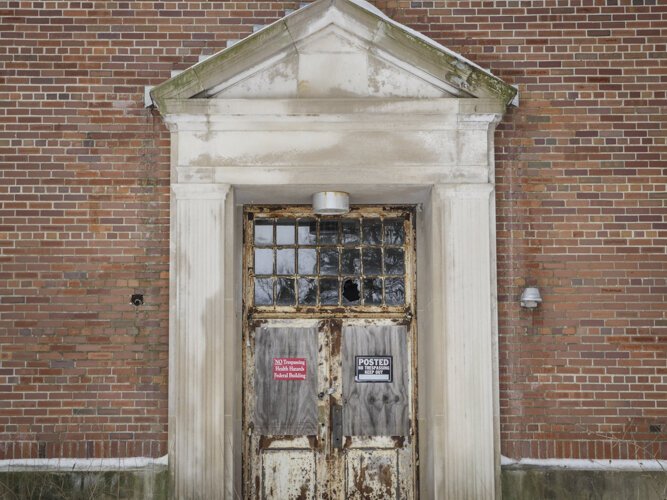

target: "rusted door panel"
[346,450,398,499]
[262,450,316,499]
[254,326,318,435]
[342,324,409,436]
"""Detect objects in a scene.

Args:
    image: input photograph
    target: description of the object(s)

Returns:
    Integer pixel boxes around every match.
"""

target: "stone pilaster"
[169,184,231,499]
[425,184,499,499]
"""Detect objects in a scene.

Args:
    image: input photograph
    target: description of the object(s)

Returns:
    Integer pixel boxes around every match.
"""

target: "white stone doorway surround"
[151,1,516,498]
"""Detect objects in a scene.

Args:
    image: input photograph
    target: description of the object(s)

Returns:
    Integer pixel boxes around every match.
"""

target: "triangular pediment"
[151,0,516,107]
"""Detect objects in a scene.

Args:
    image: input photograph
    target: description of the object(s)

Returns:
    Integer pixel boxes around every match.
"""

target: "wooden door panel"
[250,324,322,499]
[342,324,409,436]
[254,326,318,435]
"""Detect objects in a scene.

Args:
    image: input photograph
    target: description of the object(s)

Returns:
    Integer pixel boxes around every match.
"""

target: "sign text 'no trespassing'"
[355,355,393,383]
[273,357,307,381]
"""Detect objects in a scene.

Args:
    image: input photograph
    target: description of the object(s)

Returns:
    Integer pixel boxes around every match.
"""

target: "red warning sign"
[272,358,307,381]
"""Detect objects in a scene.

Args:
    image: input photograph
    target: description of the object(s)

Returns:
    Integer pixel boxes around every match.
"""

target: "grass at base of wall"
[0,468,168,500]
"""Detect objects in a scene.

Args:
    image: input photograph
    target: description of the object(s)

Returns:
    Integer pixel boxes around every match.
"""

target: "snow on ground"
[501,456,667,472]
[0,455,167,471]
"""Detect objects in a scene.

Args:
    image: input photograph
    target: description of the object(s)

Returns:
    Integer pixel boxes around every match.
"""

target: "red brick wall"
[1,1,665,461]
[485,1,667,460]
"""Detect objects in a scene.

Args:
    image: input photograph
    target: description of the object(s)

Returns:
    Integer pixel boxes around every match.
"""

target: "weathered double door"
[243,207,417,499]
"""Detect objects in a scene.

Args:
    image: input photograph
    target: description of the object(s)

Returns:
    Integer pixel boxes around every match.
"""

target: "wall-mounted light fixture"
[312,191,349,215]
[520,287,542,309]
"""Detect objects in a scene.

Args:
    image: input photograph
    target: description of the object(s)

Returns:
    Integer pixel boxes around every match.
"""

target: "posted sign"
[273,358,307,381]
[355,356,392,383]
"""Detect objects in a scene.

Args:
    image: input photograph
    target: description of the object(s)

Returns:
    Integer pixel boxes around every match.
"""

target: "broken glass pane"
[298,278,317,305]
[276,249,295,275]
[383,218,405,245]
[363,278,382,305]
[341,220,360,245]
[276,218,295,245]
[254,219,273,245]
[320,278,339,305]
[362,220,382,245]
[276,278,295,306]
[384,248,405,275]
[362,247,382,276]
[297,218,317,245]
[319,248,339,276]
[385,278,405,305]
[254,248,273,275]
[319,221,339,244]
[342,278,361,305]
[254,278,273,305]
[298,249,317,275]
[341,248,361,275]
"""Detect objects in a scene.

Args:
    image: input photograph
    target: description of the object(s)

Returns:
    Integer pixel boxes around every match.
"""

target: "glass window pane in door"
[255,278,274,305]
[276,219,295,245]
[385,278,405,305]
[319,221,339,244]
[254,248,273,275]
[362,248,382,276]
[276,249,295,275]
[297,219,317,245]
[276,278,295,306]
[298,278,317,305]
[362,220,382,245]
[363,278,382,305]
[384,248,404,275]
[298,249,317,275]
[341,220,360,245]
[341,249,361,275]
[320,279,339,305]
[254,219,273,245]
[383,219,405,245]
[320,248,339,276]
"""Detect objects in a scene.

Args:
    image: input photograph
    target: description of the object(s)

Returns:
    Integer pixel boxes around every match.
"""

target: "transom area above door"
[244,206,415,316]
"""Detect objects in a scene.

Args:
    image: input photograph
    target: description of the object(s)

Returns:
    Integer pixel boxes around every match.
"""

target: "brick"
[0,0,665,464]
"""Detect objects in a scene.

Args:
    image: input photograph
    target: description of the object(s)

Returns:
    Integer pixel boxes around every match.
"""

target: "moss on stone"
[151,20,290,107]
[374,20,516,104]
[467,69,518,105]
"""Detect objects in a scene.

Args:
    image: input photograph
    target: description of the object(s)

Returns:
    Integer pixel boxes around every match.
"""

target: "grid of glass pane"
[252,216,408,307]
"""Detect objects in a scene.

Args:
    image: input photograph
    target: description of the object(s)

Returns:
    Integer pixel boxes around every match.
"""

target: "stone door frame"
[163,97,504,498]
